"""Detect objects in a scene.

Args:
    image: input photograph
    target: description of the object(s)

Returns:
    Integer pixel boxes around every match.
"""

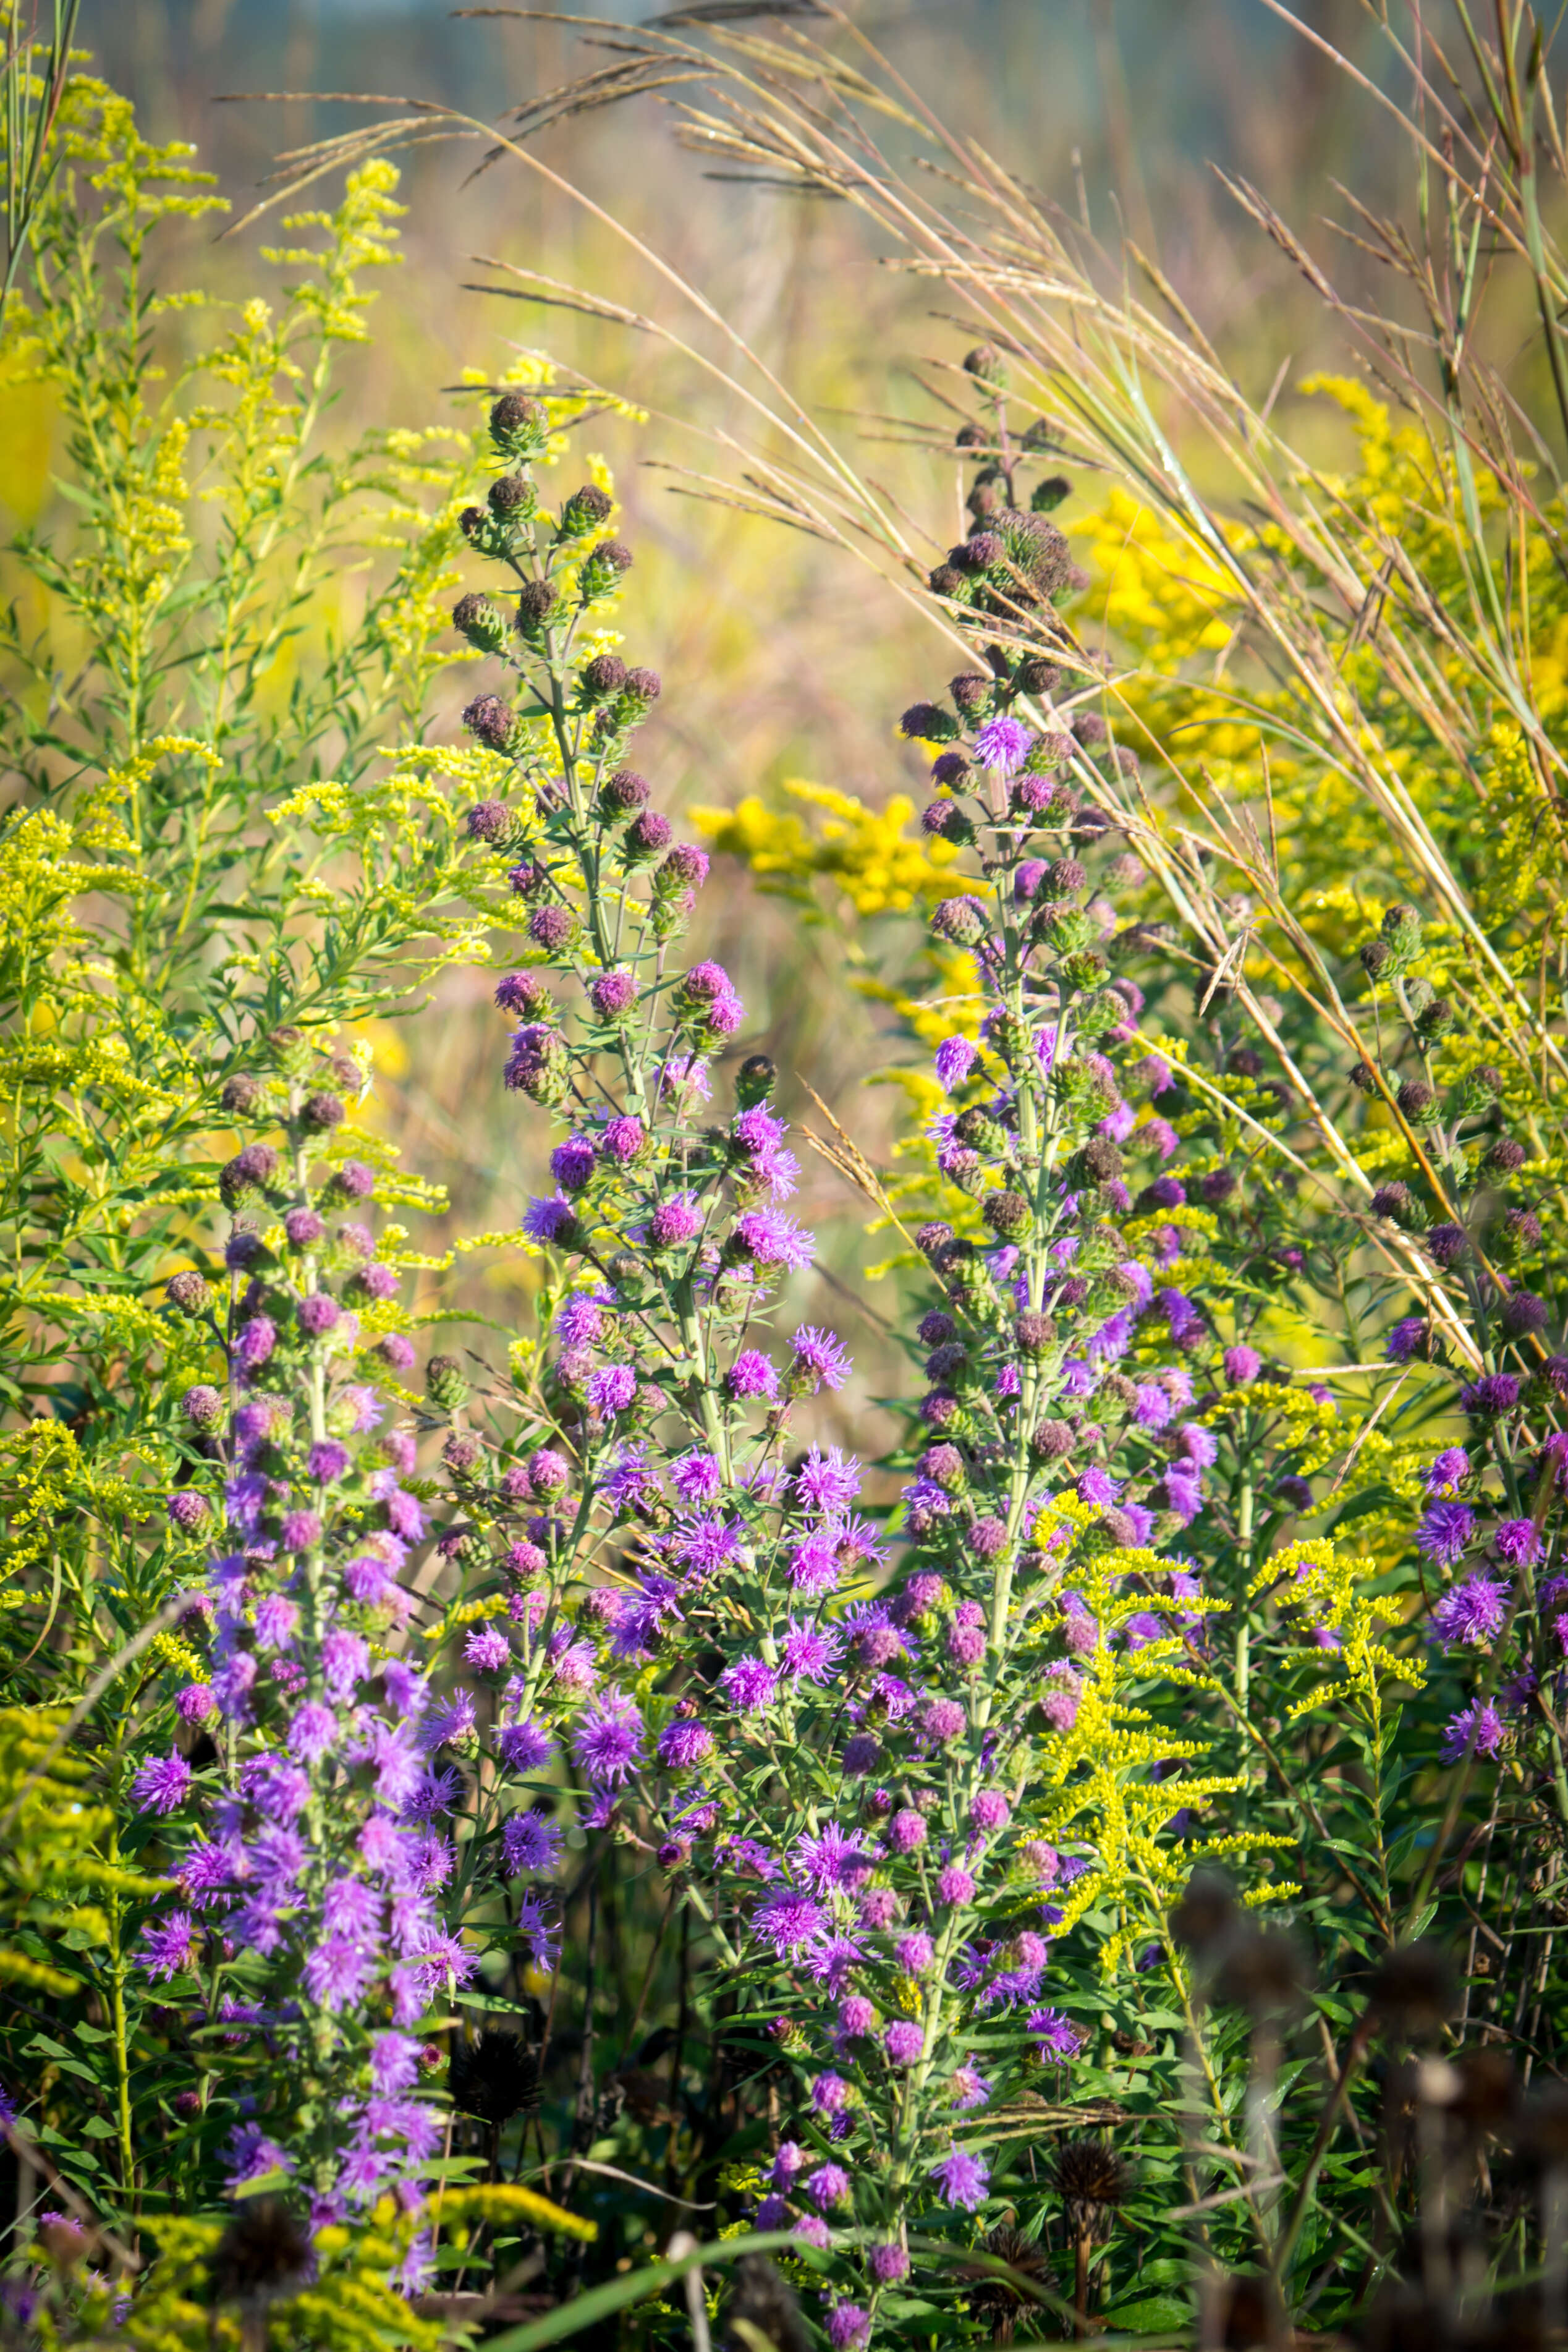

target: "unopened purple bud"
[297,1294,341,1338]
[528,903,578,954]
[182,1385,222,1431]
[528,1448,571,1497]
[658,844,710,889]
[626,811,672,857]
[589,967,638,1020]
[650,1195,702,1249]
[602,1114,644,1163]
[167,1491,210,1533]
[888,1809,926,1854]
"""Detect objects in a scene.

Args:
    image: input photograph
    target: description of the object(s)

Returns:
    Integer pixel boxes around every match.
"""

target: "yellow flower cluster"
[690,780,973,917]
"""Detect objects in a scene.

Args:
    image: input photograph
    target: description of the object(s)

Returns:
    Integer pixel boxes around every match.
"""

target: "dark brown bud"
[302,1092,345,1132]
[580,653,627,700]
[488,472,532,517]
[1028,1419,1074,1461]
[963,342,1006,384]
[221,1073,263,1116]
[950,671,993,716]
[561,483,613,533]
[516,578,557,629]
[1015,1309,1056,1357]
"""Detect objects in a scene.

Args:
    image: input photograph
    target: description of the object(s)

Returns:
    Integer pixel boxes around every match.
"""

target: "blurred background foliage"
[0,0,1410,1474]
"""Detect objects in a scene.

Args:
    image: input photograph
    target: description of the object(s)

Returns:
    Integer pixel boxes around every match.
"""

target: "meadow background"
[47,0,1394,1450]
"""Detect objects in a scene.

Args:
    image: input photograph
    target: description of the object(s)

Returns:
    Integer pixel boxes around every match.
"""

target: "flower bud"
[1395,1079,1438,1124]
[930,895,989,948]
[1370,1181,1420,1228]
[1015,1309,1056,1357]
[735,1053,776,1109]
[462,694,519,755]
[950,670,993,718]
[219,1144,279,1210]
[1359,938,1390,980]
[182,1384,223,1430]
[982,1189,1032,1240]
[1501,1291,1548,1339]
[600,768,650,815]
[426,1354,469,1412]
[623,811,672,865]
[452,590,509,653]
[1484,1137,1525,1174]
[488,472,536,522]
[1452,1066,1503,1116]
[615,666,662,716]
[221,1071,263,1116]
[489,389,549,459]
[964,341,1007,384]
[578,652,627,703]
[921,797,975,844]
[578,538,633,600]
[559,483,613,537]
[515,577,558,637]
[656,844,710,894]
[1030,1419,1074,1462]
[302,1091,345,1132]
[528,903,581,956]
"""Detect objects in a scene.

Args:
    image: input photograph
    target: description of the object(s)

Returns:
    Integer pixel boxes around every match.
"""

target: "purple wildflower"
[721,1655,779,1712]
[586,1364,637,1416]
[1417,1502,1474,1568]
[727,1350,778,1401]
[1431,1575,1511,1646]
[1494,1518,1543,1568]
[734,1208,813,1271]
[781,1620,844,1684]
[795,1445,861,1516]
[137,1910,198,1981]
[973,715,1033,773]
[934,1036,978,1092]
[132,1751,192,1816]
[752,1888,829,1956]
[928,2146,990,2211]
[1440,1699,1506,1764]
[572,1694,645,1786]
[790,1326,852,1391]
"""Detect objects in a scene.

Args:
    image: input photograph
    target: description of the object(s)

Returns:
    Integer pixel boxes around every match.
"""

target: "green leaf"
[477,2232,811,2352]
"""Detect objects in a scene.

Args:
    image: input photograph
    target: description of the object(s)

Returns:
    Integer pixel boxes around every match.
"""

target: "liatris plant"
[444,387,1323,2343]
[135,1041,465,2246]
